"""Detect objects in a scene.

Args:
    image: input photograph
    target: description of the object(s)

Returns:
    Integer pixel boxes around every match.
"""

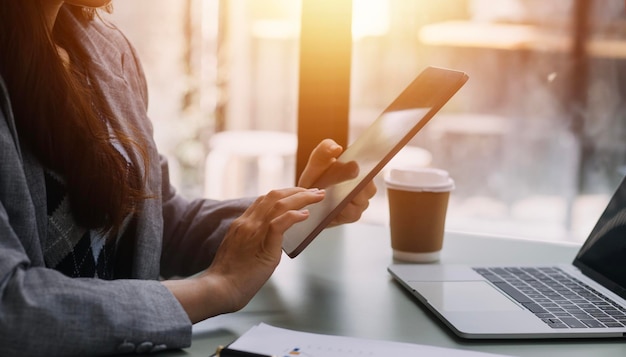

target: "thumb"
[298,138,343,188]
[312,160,359,188]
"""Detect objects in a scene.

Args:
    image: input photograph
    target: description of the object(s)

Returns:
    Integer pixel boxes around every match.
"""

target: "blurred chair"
[204,130,297,200]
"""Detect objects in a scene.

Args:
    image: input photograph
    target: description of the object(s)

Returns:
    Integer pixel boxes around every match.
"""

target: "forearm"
[0,267,191,356]
[162,273,239,324]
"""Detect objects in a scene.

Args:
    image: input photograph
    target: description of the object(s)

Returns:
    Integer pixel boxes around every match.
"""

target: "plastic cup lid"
[384,167,455,192]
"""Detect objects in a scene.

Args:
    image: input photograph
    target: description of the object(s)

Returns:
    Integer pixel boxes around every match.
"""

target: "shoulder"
[65,7,137,63]
[63,7,149,106]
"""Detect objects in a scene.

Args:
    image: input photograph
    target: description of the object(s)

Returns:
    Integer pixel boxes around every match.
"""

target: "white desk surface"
[165,223,626,357]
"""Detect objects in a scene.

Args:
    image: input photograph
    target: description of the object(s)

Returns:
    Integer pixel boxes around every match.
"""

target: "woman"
[0,1,376,356]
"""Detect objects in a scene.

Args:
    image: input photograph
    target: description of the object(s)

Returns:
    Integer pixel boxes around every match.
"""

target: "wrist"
[198,270,247,313]
[162,273,240,324]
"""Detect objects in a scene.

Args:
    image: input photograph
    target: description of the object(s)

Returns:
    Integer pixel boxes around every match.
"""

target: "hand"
[205,187,325,311]
[163,187,325,322]
[298,138,377,226]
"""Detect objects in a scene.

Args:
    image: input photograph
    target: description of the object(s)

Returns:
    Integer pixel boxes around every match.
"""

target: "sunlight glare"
[352,0,389,39]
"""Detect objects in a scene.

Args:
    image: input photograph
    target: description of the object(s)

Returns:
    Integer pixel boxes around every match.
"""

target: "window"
[107,0,219,197]
[352,0,625,243]
[109,0,626,243]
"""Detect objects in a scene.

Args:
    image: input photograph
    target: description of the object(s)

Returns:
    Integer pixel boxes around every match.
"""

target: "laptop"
[388,175,626,339]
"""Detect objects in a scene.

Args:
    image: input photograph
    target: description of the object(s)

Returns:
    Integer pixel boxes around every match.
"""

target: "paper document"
[227,323,511,357]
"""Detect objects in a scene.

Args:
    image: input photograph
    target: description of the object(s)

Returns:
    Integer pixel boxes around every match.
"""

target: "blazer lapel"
[67,11,164,280]
[0,76,48,261]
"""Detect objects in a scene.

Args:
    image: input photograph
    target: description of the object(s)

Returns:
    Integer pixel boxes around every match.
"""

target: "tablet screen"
[283,66,468,258]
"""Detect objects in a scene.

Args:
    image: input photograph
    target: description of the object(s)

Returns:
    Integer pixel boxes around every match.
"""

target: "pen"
[215,345,276,357]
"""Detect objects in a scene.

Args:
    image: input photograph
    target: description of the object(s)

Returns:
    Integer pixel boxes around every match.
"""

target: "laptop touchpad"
[409,281,523,312]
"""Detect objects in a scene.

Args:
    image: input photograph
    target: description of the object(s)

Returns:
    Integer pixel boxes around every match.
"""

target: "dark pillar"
[296,0,352,183]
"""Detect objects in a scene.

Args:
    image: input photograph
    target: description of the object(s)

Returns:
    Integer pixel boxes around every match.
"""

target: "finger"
[247,188,325,223]
[333,200,370,225]
[298,139,343,188]
[233,187,323,248]
[265,209,312,253]
[273,188,326,210]
[261,188,325,222]
[312,160,359,188]
[251,189,325,255]
[358,180,377,201]
[241,187,309,219]
[329,181,376,226]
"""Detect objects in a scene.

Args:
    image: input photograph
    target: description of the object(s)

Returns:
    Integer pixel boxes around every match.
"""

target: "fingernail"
[308,188,325,194]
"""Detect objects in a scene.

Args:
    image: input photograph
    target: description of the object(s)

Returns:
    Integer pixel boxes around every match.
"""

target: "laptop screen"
[574,175,626,299]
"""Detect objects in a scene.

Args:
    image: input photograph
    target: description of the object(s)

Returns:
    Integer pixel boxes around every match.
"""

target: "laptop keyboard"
[473,267,626,329]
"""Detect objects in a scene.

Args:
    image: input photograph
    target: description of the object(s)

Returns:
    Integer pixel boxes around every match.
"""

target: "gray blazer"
[0,8,250,357]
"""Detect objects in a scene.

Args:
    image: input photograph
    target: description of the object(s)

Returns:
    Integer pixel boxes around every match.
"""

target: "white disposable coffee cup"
[384,167,454,263]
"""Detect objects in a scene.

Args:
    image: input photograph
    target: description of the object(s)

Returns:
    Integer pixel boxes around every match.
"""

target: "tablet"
[282,66,469,258]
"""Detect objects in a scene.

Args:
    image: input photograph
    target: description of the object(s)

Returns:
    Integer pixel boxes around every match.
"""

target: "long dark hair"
[0,1,149,236]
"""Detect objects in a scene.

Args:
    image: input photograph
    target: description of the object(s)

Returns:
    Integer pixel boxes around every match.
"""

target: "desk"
[167,223,626,357]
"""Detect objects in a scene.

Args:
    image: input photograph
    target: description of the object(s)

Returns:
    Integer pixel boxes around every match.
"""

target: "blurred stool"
[204,130,297,200]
